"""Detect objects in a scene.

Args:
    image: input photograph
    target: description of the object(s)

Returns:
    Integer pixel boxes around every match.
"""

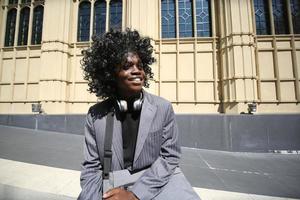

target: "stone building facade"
[0,0,299,114]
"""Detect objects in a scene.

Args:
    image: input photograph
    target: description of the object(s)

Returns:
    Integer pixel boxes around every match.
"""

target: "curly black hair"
[81,28,155,99]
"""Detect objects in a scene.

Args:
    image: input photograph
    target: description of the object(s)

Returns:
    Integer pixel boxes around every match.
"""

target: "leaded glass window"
[272,0,289,34]
[161,0,211,38]
[18,7,30,45]
[161,0,176,38]
[178,0,193,37]
[254,0,271,35]
[94,0,106,35]
[109,0,122,30]
[78,1,91,41]
[291,0,300,34]
[31,6,44,45]
[5,9,17,46]
[196,0,211,37]
[8,0,18,4]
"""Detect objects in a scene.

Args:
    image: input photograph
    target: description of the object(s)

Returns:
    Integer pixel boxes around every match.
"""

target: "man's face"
[116,52,145,98]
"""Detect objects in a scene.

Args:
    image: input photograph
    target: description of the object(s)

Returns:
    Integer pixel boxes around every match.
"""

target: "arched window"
[94,0,106,35]
[161,0,176,38]
[178,0,193,37]
[18,7,30,45]
[5,9,17,46]
[290,0,300,34]
[78,1,91,42]
[254,0,271,35]
[272,0,289,34]
[196,0,211,37]
[109,0,122,30]
[31,6,44,45]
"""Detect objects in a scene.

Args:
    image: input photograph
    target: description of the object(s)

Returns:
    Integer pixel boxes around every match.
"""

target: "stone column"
[38,0,71,113]
[219,0,258,113]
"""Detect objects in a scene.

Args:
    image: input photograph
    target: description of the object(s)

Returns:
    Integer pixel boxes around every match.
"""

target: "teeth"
[133,78,141,82]
[131,77,141,81]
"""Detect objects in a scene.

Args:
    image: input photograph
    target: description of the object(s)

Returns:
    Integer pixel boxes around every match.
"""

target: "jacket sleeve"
[130,103,181,200]
[78,111,103,200]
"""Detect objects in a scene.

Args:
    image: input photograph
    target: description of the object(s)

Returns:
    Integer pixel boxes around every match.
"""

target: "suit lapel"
[112,114,124,169]
[134,93,157,164]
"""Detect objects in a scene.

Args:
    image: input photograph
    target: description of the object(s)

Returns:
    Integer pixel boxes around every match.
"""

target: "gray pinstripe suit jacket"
[78,91,185,200]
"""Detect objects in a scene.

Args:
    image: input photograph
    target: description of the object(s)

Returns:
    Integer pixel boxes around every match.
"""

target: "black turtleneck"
[120,108,141,170]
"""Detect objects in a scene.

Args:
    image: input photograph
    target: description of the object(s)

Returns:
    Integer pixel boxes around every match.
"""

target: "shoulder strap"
[103,112,114,179]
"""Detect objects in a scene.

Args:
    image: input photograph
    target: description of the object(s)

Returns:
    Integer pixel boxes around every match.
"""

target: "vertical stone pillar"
[38,0,71,113]
[219,0,258,113]
[128,0,159,39]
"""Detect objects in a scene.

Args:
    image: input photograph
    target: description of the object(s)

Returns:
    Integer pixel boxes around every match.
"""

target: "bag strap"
[103,112,114,180]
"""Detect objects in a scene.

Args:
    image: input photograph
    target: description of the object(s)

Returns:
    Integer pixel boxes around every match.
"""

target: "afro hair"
[81,28,155,99]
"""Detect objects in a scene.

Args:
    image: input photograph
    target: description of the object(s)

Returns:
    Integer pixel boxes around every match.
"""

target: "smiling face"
[116,52,145,99]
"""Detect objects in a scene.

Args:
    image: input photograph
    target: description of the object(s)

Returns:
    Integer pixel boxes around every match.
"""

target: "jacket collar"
[111,90,157,169]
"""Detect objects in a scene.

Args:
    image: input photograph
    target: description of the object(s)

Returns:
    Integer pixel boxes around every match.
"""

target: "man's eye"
[122,63,131,70]
[121,62,143,70]
[138,63,143,69]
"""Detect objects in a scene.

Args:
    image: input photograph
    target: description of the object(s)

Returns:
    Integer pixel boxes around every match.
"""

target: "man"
[78,29,200,200]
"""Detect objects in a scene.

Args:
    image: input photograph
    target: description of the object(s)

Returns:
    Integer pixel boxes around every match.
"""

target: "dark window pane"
[161,0,176,38]
[5,9,17,46]
[8,0,18,4]
[31,6,44,45]
[109,0,122,31]
[77,1,91,42]
[18,7,30,45]
[94,0,106,35]
[254,0,271,35]
[291,0,300,34]
[21,0,31,3]
[196,0,211,37]
[272,0,289,34]
[178,0,193,37]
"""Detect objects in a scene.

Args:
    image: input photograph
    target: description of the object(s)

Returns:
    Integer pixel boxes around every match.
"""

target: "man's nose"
[131,64,141,74]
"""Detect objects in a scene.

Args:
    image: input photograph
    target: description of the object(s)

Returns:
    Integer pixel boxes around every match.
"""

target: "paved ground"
[0,125,300,200]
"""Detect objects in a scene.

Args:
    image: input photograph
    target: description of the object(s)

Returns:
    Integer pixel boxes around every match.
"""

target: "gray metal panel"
[8,115,36,129]
[229,115,269,152]
[65,115,86,135]
[266,115,300,150]
[0,114,300,152]
[0,115,9,126]
[37,115,67,133]
[176,115,228,151]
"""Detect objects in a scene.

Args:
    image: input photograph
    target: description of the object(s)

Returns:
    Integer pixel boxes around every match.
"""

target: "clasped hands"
[103,188,139,200]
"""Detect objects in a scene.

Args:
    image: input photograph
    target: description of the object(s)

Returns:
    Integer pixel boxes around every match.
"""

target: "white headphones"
[116,93,143,112]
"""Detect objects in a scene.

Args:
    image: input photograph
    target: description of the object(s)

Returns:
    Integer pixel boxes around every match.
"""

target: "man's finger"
[103,188,120,198]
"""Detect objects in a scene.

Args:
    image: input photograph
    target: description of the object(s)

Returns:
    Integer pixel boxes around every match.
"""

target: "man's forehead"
[124,52,140,62]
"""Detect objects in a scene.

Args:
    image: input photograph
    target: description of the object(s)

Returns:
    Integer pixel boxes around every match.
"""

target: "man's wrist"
[129,191,139,200]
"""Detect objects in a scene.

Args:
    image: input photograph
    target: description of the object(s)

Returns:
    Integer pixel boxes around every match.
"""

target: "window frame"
[77,0,124,42]
[160,0,212,39]
[4,8,17,47]
[253,0,300,36]
[109,0,123,31]
[93,0,106,35]
[3,0,45,47]
[31,5,44,45]
[17,6,30,46]
[77,1,91,42]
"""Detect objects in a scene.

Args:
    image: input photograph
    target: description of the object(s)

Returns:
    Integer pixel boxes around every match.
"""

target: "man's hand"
[103,188,138,200]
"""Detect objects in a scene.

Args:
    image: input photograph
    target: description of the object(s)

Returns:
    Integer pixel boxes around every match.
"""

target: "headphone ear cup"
[117,100,128,112]
[133,98,143,111]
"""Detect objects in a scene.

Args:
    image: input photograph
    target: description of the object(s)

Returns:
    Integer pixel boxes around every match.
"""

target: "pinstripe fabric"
[78,91,200,200]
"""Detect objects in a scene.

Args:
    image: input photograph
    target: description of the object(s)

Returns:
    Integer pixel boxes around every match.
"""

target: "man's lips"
[128,77,143,84]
